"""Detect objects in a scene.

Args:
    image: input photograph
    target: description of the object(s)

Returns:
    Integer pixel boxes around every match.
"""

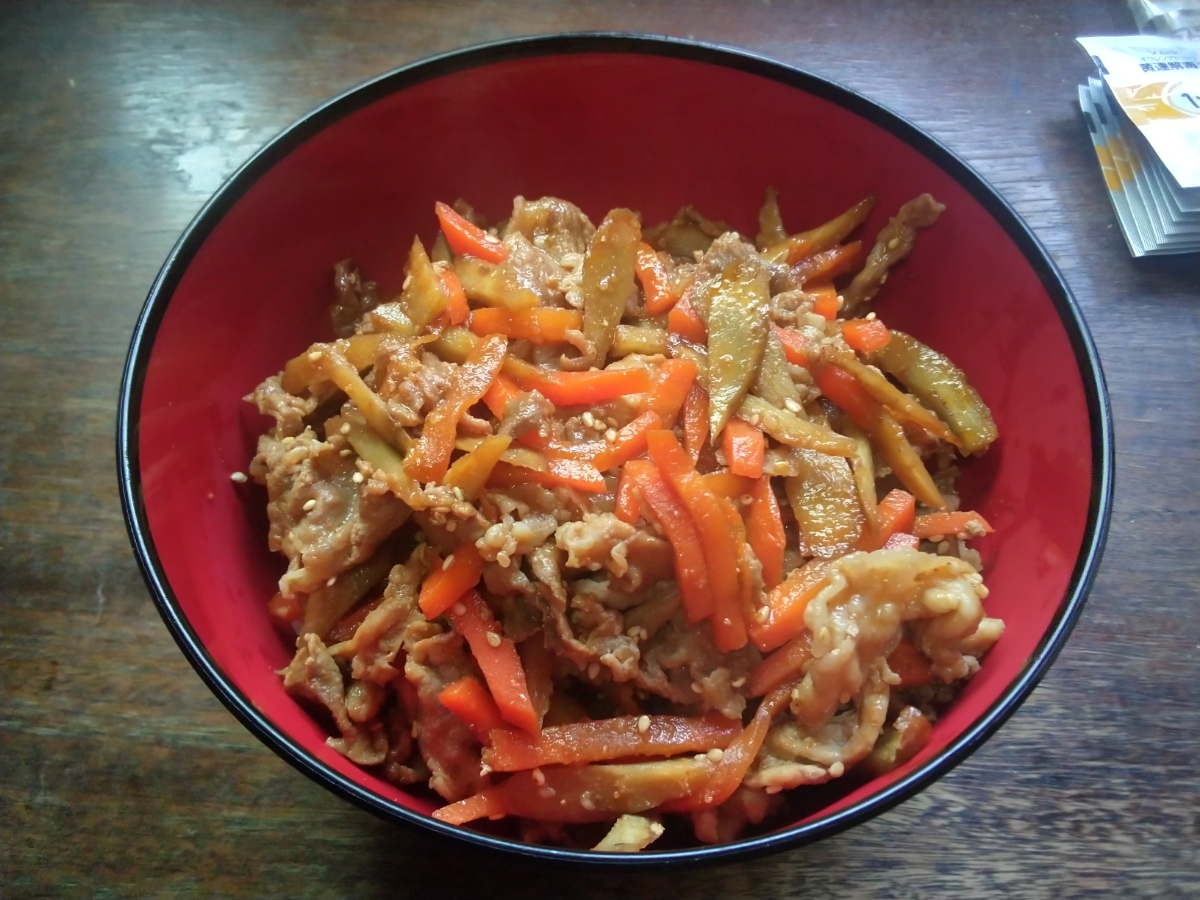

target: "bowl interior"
[130,42,1098,856]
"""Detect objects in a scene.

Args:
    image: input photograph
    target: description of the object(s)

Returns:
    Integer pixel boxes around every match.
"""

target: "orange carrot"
[267,591,302,625]
[748,559,831,653]
[700,471,755,500]
[645,358,697,428]
[432,787,507,825]
[635,242,679,315]
[446,590,539,735]
[722,420,765,479]
[504,357,652,407]
[626,459,715,623]
[912,510,994,539]
[842,317,893,354]
[810,284,840,320]
[435,201,508,264]
[667,295,707,344]
[486,459,607,495]
[469,307,582,343]
[815,364,877,430]
[772,324,811,366]
[790,240,861,283]
[647,431,747,652]
[748,632,813,697]
[419,543,486,618]
[480,371,526,419]
[483,713,741,771]
[591,411,662,471]
[437,267,470,325]
[681,383,710,464]
[614,468,641,524]
[857,489,917,551]
[886,638,934,688]
[746,476,785,589]
[438,675,506,743]
[405,334,506,484]
[883,532,920,550]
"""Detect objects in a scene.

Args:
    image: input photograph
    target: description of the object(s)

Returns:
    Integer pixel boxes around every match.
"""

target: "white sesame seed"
[339,423,351,435]
[486,631,502,648]
[452,487,465,501]
[706,748,724,761]
[307,350,324,361]
[784,398,802,414]
[532,768,546,787]
[865,312,877,321]
[604,428,618,442]
[936,540,951,554]
[753,607,770,623]
[453,602,467,616]
[829,761,845,777]
[587,662,600,680]
[582,411,596,428]
[731,677,746,688]
[326,576,337,587]
[887,238,900,250]
[739,494,754,507]
[790,687,802,701]
[352,471,364,484]
[765,785,782,795]
[748,414,761,427]
[229,471,247,483]
[496,550,511,568]
[627,625,641,637]
[579,795,595,811]
[340,448,353,456]
[302,499,317,511]
[637,715,650,733]
[445,520,457,532]
[442,554,455,571]
[929,533,945,543]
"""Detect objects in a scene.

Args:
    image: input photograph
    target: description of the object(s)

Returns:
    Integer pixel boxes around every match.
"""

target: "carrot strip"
[748,632,813,697]
[419,543,486,619]
[446,590,539,735]
[912,510,993,539]
[858,489,916,550]
[504,357,652,406]
[668,294,707,344]
[483,714,741,772]
[404,334,506,484]
[645,358,697,428]
[816,364,877,430]
[746,476,785,589]
[810,284,840,320]
[267,591,302,625]
[481,371,526,419]
[626,459,715,622]
[591,411,662,471]
[635,242,679,315]
[432,787,507,825]
[722,419,765,479]
[487,459,606,495]
[772,324,811,366]
[790,240,861,284]
[437,267,470,325]
[647,431,746,651]
[668,680,796,810]
[443,434,512,500]
[842,317,893,354]
[700,471,755,500]
[438,675,506,743]
[748,559,831,653]
[883,532,920,550]
[681,383,710,464]
[469,307,583,343]
[886,638,934,688]
[435,201,508,264]
[614,468,642,525]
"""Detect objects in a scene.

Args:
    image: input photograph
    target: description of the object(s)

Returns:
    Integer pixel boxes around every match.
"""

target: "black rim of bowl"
[116,32,1114,867]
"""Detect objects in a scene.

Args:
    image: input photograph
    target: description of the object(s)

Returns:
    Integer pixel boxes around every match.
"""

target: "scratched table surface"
[2,1,1197,897]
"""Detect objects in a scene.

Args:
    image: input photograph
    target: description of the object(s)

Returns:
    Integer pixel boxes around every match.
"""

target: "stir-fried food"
[245,190,1003,851]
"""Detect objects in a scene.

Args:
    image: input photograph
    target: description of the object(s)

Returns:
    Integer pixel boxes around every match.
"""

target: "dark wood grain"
[2,1,1197,897]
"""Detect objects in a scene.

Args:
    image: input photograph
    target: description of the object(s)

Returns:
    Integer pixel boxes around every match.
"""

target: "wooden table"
[3,1,1196,896]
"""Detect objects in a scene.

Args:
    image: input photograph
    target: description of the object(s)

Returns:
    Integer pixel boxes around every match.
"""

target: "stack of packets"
[1077,35,1199,256]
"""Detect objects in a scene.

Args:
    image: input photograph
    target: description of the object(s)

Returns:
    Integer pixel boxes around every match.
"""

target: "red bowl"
[117,34,1112,865]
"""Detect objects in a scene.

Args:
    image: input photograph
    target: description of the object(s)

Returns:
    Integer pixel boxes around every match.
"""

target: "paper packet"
[1077,35,1200,189]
